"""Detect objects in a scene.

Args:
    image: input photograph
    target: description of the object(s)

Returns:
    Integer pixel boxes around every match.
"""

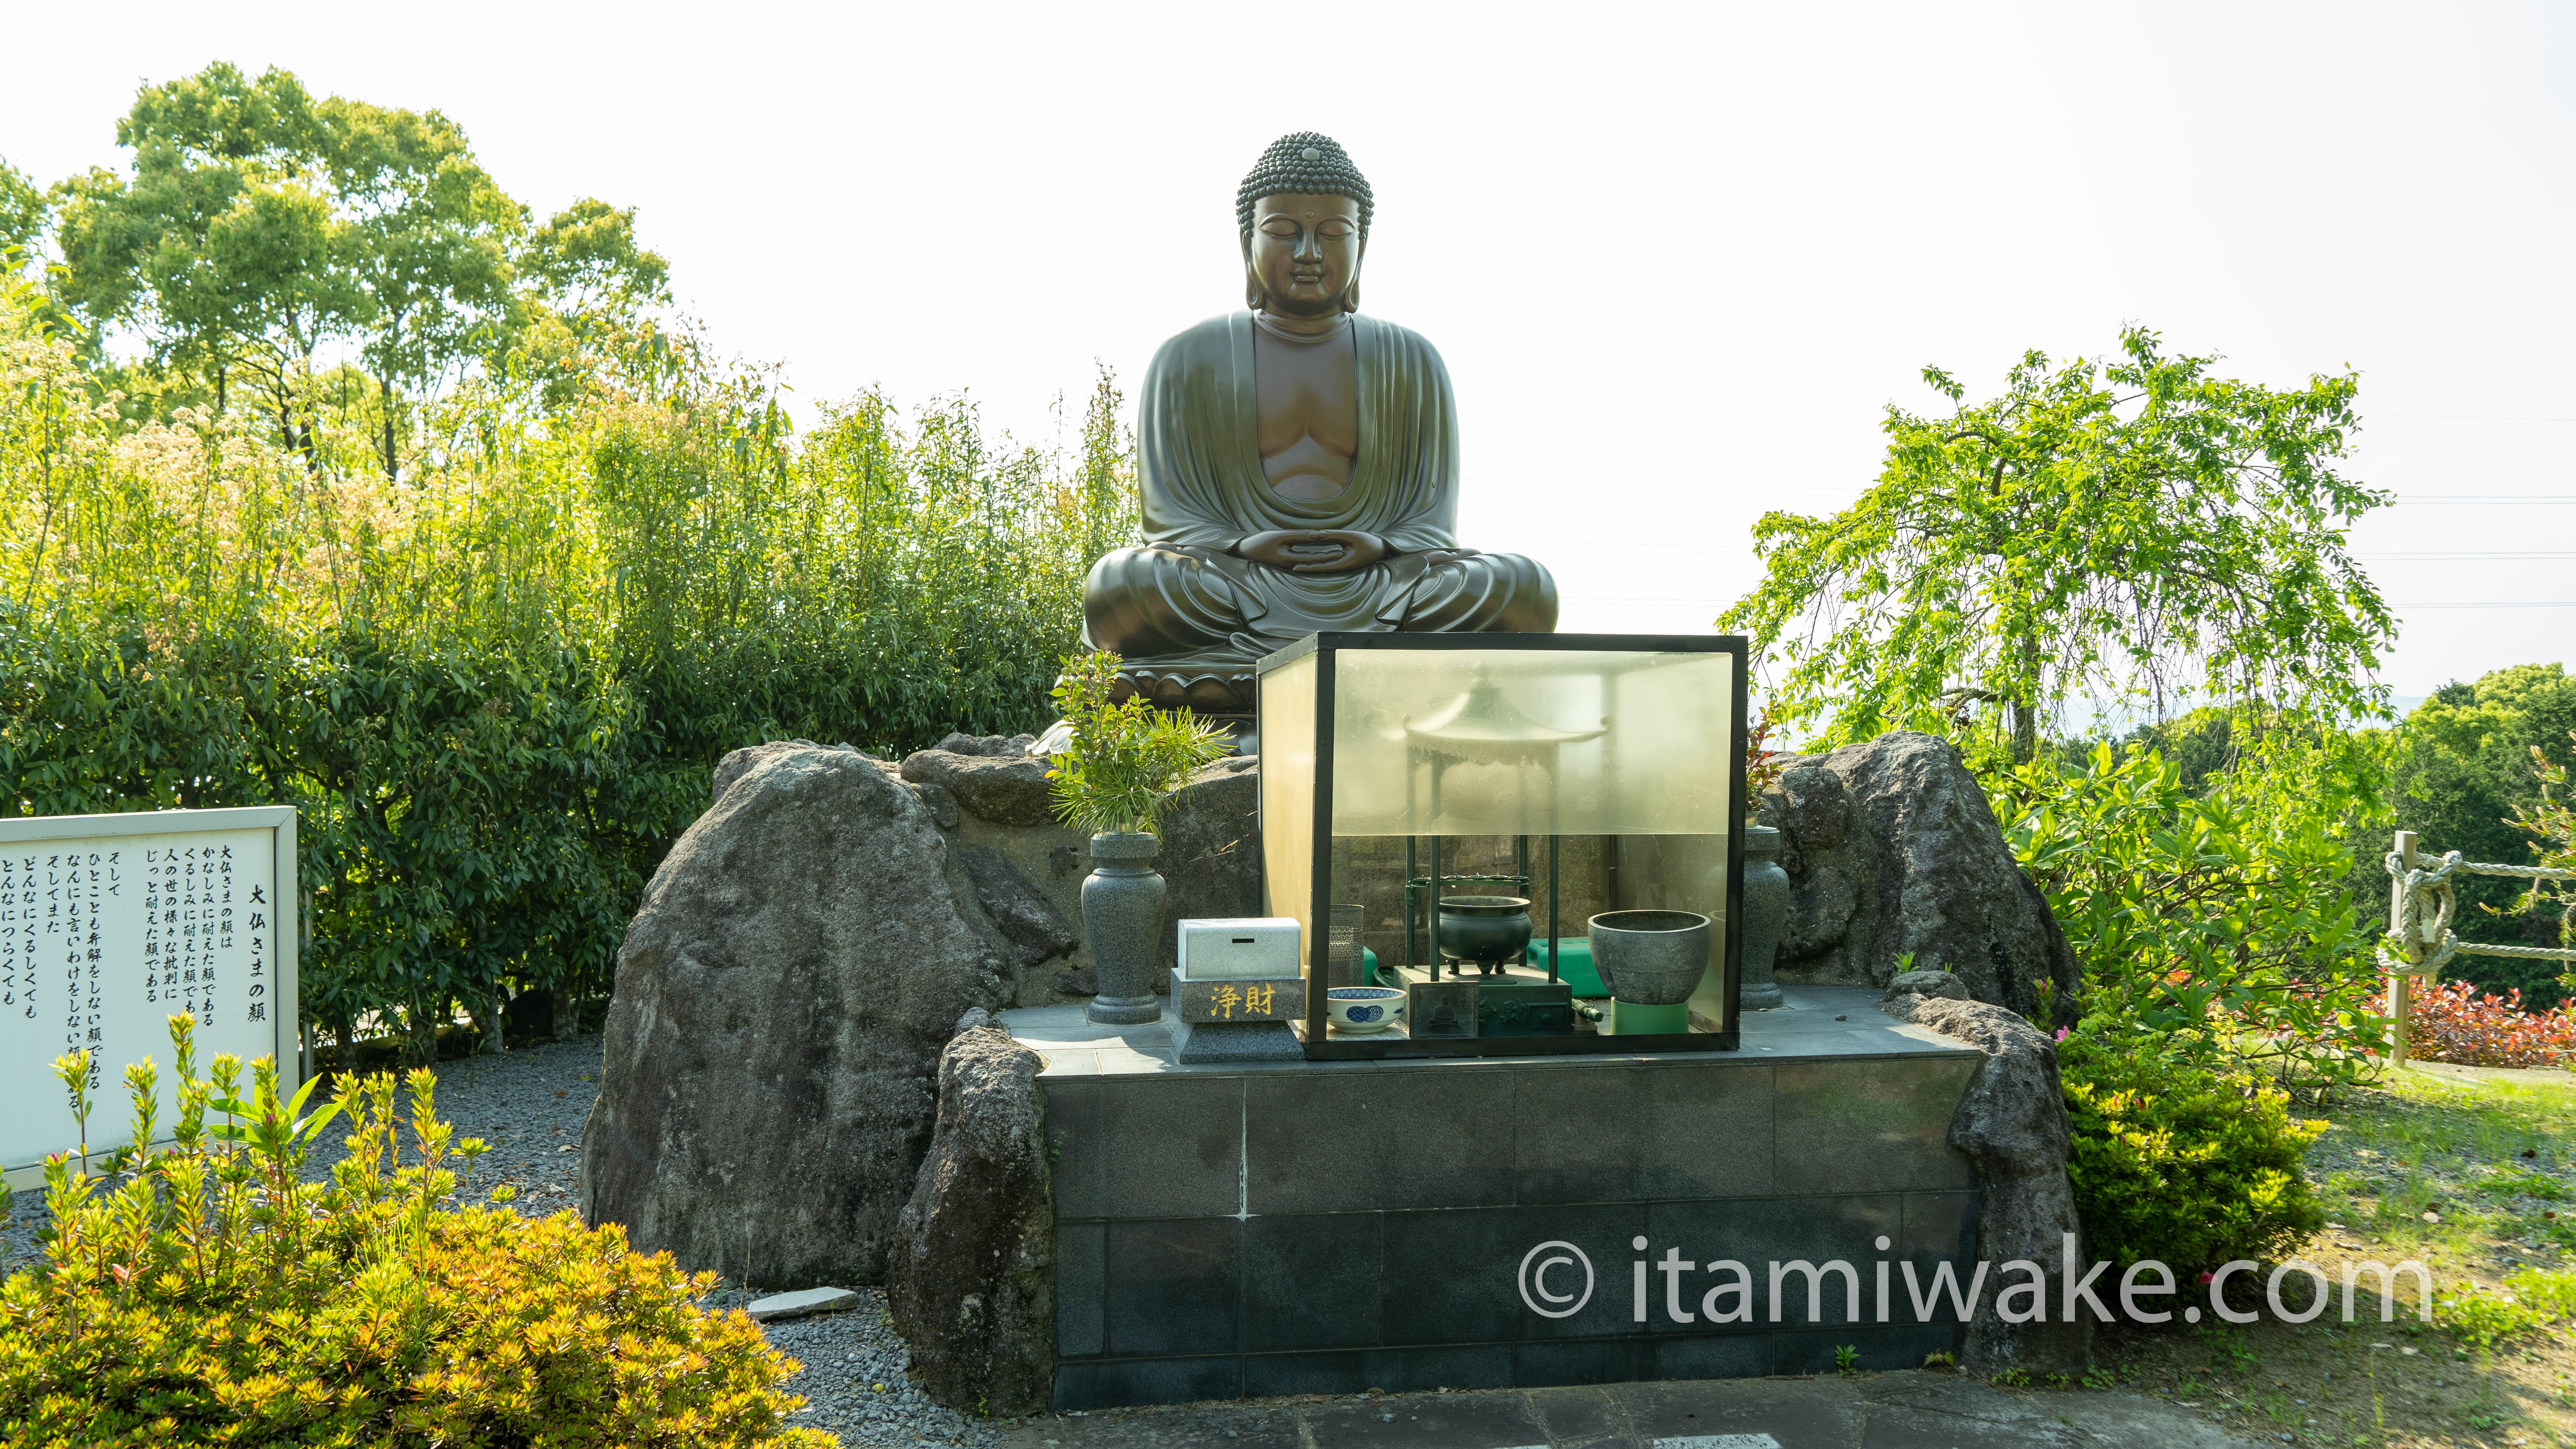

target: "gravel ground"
[1,1035,1020,1447]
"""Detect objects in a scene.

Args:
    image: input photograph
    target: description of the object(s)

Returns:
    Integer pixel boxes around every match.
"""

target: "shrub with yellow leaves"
[0,1014,833,1447]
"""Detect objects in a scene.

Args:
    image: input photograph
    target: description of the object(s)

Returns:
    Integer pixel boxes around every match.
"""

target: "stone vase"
[1740,823,1789,1010]
[1084,831,1166,1025]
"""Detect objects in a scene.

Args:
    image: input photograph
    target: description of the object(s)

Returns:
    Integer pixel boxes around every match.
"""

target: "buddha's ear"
[1241,233,1265,312]
[1342,236,1366,314]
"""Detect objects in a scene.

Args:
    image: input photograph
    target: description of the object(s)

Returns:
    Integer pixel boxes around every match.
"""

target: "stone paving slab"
[995,1372,2259,1449]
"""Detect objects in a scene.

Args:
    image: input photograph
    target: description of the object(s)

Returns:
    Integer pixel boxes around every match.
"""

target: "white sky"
[6,1,2572,706]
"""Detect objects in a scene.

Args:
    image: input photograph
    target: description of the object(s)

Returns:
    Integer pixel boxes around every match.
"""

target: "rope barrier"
[2452,861,2576,882]
[2379,843,2576,977]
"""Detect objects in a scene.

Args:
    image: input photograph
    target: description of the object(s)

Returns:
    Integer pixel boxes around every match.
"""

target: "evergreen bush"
[2058,1016,2327,1277]
[0,1017,832,1447]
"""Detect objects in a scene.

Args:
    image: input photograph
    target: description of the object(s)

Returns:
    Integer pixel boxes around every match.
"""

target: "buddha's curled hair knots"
[1236,132,1373,236]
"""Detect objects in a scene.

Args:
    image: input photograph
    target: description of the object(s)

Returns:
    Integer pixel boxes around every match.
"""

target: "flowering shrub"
[2407,979,2576,1068]
[0,1016,830,1448]
[2001,742,2385,1095]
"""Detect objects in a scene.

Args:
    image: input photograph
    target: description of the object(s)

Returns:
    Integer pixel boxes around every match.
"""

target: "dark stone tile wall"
[1045,1051,1982,1410]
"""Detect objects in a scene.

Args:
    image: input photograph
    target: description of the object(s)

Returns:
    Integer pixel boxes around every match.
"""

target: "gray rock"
[887,1010,1054,1414]
[1782,862,1859,959]
[1759,731,2080,1024]
[711,739,809,806]
[1053,964,1099,995]
[935,732,1031,758]
[1879,992,2090,1375]
[1885,968,1971,1001]
[1153,756,1263,990]
[901,749,1057,827]
[747,1286,860,1322]
[957,845,1078,967]
[582,746,1010,1289]
[912,780,961,829]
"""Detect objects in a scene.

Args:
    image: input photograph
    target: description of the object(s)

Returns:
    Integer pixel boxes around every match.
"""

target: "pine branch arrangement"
[1045,650,1233,837]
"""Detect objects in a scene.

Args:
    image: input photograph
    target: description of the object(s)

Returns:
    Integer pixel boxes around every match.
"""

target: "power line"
[2382,413,2576,423]
[1544,549,2576,560]
[1566,490,2576,505]
[1574,597,2576,610]
[2395,496,2576,504]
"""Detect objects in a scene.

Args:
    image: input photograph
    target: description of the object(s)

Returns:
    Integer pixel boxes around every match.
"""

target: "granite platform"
[1002,986,1991,1411]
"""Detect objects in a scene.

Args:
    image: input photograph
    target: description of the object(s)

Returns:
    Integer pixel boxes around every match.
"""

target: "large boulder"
[888,1009,1055,1413]
[580,744,1012,1288]
[1879,982,2091,1375]
[900,746,1056,828]
[956,846,1079,968]
[1760,731,2080,1023]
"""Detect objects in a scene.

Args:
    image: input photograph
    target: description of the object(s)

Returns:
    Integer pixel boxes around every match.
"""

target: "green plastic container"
[1598,998,1691,1036]
[1521,937,1608,997]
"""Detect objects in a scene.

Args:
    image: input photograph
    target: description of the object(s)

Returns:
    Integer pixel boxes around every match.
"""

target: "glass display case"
[1258,632,1748,1058]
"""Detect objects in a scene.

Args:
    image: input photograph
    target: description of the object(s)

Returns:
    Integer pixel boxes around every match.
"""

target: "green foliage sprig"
[1044,650,1231,837]
[0,1015,828,1447]
[1744,709,1786,819]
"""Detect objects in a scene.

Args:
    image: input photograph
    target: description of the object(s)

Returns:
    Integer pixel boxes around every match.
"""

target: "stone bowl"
[1326,985,1406,1034]
[1586,909,1713,1006]
[1436,895,1534,971]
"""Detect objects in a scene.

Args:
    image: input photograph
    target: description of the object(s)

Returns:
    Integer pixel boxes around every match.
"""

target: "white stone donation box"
[1175,917,1301,979]
[1,806,299,1183]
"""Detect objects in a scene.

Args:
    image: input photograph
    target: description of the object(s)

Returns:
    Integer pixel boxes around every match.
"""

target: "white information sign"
[1,807,298,1182]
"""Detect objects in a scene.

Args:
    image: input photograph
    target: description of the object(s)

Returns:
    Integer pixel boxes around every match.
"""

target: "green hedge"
[0,281,1133,1058]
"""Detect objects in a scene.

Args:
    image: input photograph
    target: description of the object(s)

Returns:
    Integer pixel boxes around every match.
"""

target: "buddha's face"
[1244,193,1364,317]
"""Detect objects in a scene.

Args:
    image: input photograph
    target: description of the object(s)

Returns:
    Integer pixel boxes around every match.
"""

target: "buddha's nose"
[1292,231,1324,263]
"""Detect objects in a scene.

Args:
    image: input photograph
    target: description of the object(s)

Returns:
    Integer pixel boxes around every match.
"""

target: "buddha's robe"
[1083,311,1557,707]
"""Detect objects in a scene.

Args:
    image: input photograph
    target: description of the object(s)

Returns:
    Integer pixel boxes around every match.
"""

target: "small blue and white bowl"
[1327,985,1406,1034]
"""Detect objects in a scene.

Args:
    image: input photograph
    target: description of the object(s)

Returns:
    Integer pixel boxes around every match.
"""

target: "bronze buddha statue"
[1082,132,1558,712]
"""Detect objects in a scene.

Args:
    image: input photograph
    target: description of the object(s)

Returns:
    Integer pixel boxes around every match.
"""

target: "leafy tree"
[494,197,671,408]
[522,196,668,315]
[322,96,523,479]
[52,64,352,456]
[0,155,43,258]
[1721,326,2394,761]
[46,64,634,473]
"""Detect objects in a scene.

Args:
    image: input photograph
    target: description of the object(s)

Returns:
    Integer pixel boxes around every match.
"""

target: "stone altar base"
[1170,1016,1304,1063]
[1005,985,1991,1411]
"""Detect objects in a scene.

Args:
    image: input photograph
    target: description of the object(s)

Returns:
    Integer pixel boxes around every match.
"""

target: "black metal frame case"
[1254,631,1750,1060]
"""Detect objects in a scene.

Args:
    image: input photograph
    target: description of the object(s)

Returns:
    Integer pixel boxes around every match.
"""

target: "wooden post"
[2388,830,2419,1067]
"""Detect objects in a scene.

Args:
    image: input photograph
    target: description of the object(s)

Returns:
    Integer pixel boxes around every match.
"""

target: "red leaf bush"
[2409,979,2576,1067]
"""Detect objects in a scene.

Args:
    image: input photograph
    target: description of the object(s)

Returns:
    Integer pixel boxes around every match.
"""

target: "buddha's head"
[1237,132,1371,318]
